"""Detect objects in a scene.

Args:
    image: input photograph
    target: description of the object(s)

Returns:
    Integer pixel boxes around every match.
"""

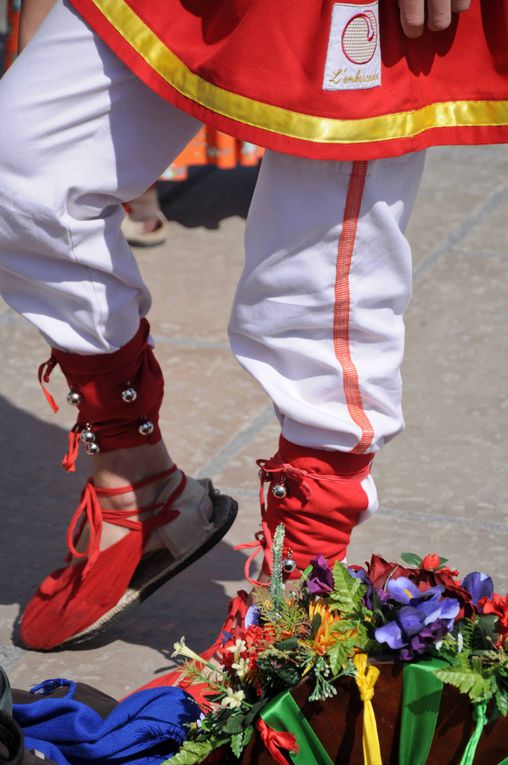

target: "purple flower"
[306,555,334,596]
[349,566,378,609]
[245,604,261,627]
[374,585,460,660]
[461,572,494,606]
[386,577,444,605]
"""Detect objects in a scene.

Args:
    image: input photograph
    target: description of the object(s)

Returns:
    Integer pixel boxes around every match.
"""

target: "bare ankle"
[92,440,173,489]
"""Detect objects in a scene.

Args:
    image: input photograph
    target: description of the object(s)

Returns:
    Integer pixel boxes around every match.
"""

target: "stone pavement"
[0,146,506,699]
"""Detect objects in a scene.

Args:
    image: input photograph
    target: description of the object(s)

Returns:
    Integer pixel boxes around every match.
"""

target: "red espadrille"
[238,436,377,583]
[20,467,237,651]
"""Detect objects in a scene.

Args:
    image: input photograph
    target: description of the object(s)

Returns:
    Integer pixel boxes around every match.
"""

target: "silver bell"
[66,390,81,406]
[282,556,297,574]
[271,483,287,499]
[138,420,155,436]
[121,386,137,403]
[80,427,96,444]
[85,441,101,456]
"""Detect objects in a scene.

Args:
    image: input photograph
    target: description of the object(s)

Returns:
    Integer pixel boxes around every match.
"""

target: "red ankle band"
[257,438,375,577]
[39,319,164,470]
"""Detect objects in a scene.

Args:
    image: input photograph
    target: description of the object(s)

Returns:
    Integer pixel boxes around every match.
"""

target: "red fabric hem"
[68,0,508,161]
[278,436,373,475]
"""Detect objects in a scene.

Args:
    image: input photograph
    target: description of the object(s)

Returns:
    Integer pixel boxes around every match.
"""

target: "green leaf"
[435,667,496,703]
[327,636,356,675]
[301,565,313,580]
[495,688,508,718]
[311,613,322,638]
[243,699,268,727]
[230,725,254,758]
[165,738,225,765]
[437,556,449,568]
[400,552,423,567]
[474,615,499,647]
[275,637,299,651]
[224,712,247,735]
[329,562,365,615]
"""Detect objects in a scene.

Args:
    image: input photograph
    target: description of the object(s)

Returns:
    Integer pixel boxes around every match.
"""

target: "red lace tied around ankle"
[236,454,372,586]
[37,319,164,471]
[235,456,313,587]
[65,465,183,579]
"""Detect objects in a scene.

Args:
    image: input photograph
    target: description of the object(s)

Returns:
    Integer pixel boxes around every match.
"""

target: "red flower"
[365,555,412,589]
[421,553,441,571]
[478,593,508,644]
[365,554,473,619]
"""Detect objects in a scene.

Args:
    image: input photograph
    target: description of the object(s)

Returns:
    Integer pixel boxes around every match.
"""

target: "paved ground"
[0,146,506,699]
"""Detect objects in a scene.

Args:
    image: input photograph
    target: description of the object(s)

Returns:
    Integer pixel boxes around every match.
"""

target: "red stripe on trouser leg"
[334,160,375,455]
[48,319,163,468]
[260,435,373,575]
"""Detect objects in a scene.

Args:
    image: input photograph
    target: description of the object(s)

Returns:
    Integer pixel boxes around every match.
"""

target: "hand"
[398,0,471,38]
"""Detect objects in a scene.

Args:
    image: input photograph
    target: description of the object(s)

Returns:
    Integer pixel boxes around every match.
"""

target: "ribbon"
[37,356,59,413]
[256,719,299,765]
[458,701,488,765]
[260,689,333,765]
[354,654,382,765]
[400,660,508,765]
[399,658,447,765]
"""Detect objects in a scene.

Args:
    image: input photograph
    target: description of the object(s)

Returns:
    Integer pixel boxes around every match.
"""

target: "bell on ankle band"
[241,436,376,583]
[37,319,164,471]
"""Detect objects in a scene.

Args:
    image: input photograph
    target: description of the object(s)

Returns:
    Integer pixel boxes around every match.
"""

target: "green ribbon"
[260,689,333,765]
[258,667,508,765]
[400,660,508,765]
[399,658,447,765]
[458,701,488,765]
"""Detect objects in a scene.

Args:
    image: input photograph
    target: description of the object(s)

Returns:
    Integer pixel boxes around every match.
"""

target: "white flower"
[227,639,247,656]
[172,636,206,665]
[220,688,246,709]
[231,657,250,679]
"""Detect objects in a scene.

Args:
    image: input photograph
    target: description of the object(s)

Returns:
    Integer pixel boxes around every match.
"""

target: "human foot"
[20,449,237,650]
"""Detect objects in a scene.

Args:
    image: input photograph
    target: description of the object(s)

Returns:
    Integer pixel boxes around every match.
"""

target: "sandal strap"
[66,465,183,578]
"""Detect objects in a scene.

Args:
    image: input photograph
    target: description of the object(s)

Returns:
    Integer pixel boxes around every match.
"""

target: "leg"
[230,150,426,575]
[0,0,236,649]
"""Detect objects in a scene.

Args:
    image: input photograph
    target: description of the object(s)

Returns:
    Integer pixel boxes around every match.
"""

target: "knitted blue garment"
[13,679,200,764]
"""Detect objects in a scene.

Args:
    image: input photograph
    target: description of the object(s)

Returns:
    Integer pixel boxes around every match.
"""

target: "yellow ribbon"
[354,654,382,765]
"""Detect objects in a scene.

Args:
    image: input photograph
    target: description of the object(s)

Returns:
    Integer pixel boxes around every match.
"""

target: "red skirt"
[68,0,508,160]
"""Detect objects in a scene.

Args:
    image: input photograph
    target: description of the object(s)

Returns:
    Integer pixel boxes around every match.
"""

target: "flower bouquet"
[167,525,508,765]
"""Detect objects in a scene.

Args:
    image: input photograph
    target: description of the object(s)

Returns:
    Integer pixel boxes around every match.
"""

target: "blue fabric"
[13,679,200,764]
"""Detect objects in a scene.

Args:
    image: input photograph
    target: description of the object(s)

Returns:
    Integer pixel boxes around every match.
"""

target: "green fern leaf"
[329,562,365,615]
[164,738,224,765]
[435,667,496,703]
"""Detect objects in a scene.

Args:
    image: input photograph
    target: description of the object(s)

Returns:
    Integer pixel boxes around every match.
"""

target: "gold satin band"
[92,0,508,146]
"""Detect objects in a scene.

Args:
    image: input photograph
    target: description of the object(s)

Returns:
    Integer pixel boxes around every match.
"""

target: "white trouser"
[0,0,425,454]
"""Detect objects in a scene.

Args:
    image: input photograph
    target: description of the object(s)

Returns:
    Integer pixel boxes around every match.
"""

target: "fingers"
[451,0,471,12]
[399,0,425,38]
[399,0,472,38]
[426,0,452,31]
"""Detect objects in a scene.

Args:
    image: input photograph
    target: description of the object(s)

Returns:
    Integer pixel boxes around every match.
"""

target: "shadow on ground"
[0,395,242,655]
[159,165,259,229]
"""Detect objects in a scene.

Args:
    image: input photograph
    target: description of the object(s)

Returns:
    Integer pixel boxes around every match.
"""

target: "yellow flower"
[308,598,341,654]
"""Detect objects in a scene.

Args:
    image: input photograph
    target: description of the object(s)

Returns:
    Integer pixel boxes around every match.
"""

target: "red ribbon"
[256,719,299,764]
[37,356,59,413]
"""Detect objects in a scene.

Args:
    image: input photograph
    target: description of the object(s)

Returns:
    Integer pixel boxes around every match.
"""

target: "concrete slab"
[0,146,506,698]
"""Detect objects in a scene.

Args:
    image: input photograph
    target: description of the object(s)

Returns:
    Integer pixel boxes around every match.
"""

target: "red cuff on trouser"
[259,435,374,574]
[40,319,164,469]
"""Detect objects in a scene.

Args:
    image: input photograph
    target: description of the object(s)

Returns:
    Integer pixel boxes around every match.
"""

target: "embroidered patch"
[323,2,381,91]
